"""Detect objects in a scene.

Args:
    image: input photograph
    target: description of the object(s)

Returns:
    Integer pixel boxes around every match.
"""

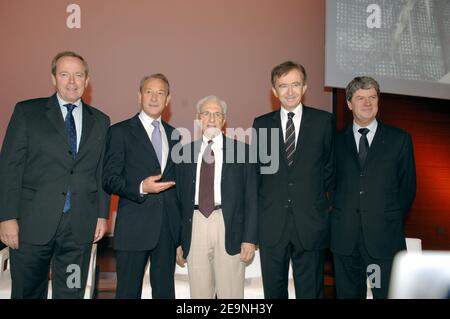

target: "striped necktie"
[285,112,296,166]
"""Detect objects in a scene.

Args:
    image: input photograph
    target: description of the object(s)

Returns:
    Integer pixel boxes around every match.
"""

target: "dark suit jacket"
[176,136,258,258]
[0,94,110,244]
[102,114,181,251]
[331,122,416,259]
[252,106,334,250]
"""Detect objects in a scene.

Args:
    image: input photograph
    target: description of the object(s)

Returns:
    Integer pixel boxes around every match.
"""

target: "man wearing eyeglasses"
[251,61,334,298]
[175,95,257,298]
[102,74,180,299]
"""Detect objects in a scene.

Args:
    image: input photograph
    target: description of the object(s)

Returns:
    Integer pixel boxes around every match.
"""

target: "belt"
[194,205,222,210]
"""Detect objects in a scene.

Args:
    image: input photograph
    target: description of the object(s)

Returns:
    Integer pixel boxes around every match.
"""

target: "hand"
[0,219,19,249]
[176,245,186,267]
[93,218,108,243]
[142,175,176,193]
[240,242,256,263]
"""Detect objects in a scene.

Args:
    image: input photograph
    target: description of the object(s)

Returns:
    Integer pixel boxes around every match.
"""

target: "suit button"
[360,173,364,177]
[192,180,195,184]
[359,191,364,195]
[189,219,192,222]
[288,182,294,186]
[287,199,291,203]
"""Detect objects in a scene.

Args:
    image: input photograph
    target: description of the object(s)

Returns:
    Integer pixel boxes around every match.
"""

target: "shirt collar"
[56,94,82,108]
[353,119,378,135]
[139,110,162,127]
[202,132,223,148]
[280,103,302,120]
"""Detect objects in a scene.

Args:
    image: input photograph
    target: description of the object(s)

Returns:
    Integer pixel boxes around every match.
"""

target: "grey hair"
[196,95,227,114]
[345,76,380,101]
[139,73,170,95]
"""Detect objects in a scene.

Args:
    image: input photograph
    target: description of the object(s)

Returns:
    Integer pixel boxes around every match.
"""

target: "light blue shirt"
[57,94,83,152]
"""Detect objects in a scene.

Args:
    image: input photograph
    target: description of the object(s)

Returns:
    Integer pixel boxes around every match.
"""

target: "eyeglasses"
[198,111,225,120]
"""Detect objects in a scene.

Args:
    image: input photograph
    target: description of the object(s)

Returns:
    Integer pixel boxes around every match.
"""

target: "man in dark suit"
[175,95,257,298]
[0,51,110,298]
[102,73,180,299]
[252,61,334,298]
[331,76,416,299]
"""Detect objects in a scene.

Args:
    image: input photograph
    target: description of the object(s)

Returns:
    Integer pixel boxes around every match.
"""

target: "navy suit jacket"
[331,122,416,259]
[0,94,110,244]
[252,106,334,250]
[102,114,181,251]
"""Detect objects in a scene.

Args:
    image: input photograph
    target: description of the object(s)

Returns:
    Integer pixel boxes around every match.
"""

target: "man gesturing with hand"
[103,74,181,299]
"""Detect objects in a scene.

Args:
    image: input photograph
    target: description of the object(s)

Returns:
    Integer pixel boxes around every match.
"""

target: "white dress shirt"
[280,103,302,147]
[195,133,223,206]
[138,111,169,194]
[57,94,83,152]
[353,119,378,152]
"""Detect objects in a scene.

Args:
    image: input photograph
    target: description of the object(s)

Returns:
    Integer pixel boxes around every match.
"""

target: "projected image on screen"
[325,0,450,100]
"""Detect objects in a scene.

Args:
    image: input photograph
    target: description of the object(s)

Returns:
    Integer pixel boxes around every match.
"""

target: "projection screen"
[325,0,450,100]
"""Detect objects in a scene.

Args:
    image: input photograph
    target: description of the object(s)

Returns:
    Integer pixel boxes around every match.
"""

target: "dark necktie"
[285,112,296,166]
[63,103,77,213]
[358,128,370,168]
[198,140,215,218]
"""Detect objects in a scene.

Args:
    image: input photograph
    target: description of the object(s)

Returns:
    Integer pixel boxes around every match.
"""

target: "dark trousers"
[115,215,176,299]
[333,226,393,299]
[260,209,325,299]
[10,212,92,299]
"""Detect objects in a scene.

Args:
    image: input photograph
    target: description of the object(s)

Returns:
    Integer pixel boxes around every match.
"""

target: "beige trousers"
[186,209,245,299]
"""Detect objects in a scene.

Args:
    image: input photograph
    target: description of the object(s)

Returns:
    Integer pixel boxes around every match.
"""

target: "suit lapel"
[344,125,360,169]
[161,121,176,176]
[76,103,94,159]
[292,106,310,165]
[45,94,69,148]
[221,135,230,182]
[365,122,386,167]
[129,115,160,165]
[190,139,203,181]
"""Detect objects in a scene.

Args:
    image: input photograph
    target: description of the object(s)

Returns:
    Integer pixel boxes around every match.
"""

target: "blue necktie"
[63,103,77,213]
[151,121,162,166]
